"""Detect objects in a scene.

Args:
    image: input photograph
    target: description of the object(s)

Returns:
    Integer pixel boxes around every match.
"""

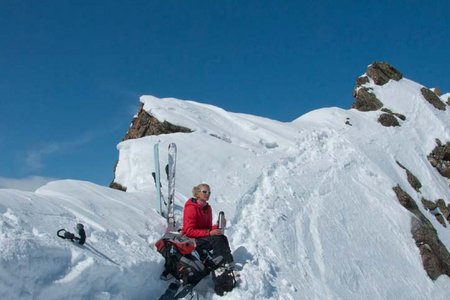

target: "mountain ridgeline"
[3,61,450,299]
[111,62,450,285]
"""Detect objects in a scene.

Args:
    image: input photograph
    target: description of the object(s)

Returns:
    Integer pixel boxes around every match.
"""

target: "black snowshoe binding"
[212,264,236,296]
[158,281,199,300]
[57,223,86,245]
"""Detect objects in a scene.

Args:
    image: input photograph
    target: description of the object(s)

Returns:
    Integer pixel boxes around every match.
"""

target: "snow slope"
[1,76,450,299]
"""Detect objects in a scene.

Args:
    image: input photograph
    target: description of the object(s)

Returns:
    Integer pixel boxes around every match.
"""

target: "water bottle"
[218,211,225,231]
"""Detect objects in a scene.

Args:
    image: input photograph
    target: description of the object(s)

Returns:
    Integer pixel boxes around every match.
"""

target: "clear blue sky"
[1,0,449,187]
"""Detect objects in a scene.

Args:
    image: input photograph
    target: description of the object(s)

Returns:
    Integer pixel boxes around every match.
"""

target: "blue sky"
[1,0,449,189]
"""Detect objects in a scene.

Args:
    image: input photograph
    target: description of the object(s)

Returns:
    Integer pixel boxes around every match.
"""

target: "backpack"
[155,232,210,284]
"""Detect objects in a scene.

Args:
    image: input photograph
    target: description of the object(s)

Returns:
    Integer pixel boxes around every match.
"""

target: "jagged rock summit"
[352,61,447,128]
[352,61,403,112]
[123,103,192,141]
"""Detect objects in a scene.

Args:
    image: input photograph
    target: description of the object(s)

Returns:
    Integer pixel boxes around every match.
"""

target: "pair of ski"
[153,144,237,299]
[152,142,177,233]
[154,143,198,299]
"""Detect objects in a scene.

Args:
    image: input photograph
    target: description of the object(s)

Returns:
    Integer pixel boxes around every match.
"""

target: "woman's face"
[197,186,211,201]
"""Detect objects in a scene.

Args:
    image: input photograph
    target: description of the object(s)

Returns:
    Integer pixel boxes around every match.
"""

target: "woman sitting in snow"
[181,183,234,268]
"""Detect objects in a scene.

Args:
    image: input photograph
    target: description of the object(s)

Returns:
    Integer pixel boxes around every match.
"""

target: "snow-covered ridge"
[1,71,450,299]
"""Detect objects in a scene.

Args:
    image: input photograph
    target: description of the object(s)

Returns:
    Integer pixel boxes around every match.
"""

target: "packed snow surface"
[1,77,450,299]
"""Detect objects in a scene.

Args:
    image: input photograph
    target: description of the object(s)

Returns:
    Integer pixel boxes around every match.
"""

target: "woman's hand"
[209,229,223,236]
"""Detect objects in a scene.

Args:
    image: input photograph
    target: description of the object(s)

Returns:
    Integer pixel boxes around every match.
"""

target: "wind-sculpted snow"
[1,75,450,299]
[0,181,166,299]
[230,128,443,299]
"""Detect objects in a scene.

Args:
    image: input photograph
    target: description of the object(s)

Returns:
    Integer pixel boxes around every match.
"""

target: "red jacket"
[182,198,218,238]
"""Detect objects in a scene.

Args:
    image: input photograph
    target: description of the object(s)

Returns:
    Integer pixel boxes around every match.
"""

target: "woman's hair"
[192,183,210,198]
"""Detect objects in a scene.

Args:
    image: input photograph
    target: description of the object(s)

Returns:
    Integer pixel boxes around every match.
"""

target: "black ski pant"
[195,235,234,265]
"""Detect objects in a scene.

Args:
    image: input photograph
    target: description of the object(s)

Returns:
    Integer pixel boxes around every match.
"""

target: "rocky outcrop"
[366,61,403,86]
[123,103,192,141]
[110,181,127,192]
[394,161,450,278]
[422,198,450,228]
[352,62,447,130]
[421,88,447,111]
[109,103,193,190]
[393,186,450,280]
[381,108,406,121]
[377,108,406,127]
[436,199,450,221]
[352,87,384,111]
[352,62,402,112]
[433,88,442,96]
[378,113,400,127]
[428,139,450,179]
[396,161,422,192]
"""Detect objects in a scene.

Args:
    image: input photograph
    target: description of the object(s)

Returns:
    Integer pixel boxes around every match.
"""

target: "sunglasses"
[201,190,211,195]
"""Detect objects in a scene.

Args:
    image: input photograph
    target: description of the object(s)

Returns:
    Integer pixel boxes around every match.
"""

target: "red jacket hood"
[182,198,217,238]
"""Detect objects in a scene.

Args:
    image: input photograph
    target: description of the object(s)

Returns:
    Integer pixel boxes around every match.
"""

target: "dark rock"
[420,88,446,111]
[393,185,419,212]
[378,113,400,127]
[393,185,450,280]
[110,103,193,190]
[421,198,450,227]
[413,216,450,280]
[435,214,447,228]
[427,140,450,179]
[355,75,370,88]
[394,113,406,121]
[123,103,192,141]
[433,87,441,96]
[437,199,450,220]
[396,161,422,192]
[422,198,438,211]
[352,87,384,111]
[444,145,450,161]
[381,108,393,114]
[406,169,422,192]
[381,108,406,121]
[110,181,127,192]
[351,62,402,111]
[366,62,403,86]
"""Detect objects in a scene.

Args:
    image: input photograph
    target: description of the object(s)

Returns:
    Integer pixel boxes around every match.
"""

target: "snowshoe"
[212,265,236,296]
[159,282,180,300]
[158,281,198,300]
